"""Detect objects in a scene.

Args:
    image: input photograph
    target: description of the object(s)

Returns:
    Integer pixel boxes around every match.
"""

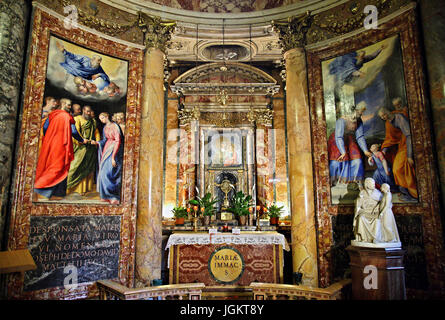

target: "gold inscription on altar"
[208,247,244,284]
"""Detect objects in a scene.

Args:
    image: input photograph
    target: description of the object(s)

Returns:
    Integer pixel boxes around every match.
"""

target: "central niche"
[168,62,280,222]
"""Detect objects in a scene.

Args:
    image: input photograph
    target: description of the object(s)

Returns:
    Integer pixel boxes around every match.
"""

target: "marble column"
[419,0,445,214]
[135,47,165,286]
[284,47,318,287]
[0,0,29,249]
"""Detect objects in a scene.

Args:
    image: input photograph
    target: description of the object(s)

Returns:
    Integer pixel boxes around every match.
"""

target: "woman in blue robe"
[328,104,372,186]
[93,112,124,204]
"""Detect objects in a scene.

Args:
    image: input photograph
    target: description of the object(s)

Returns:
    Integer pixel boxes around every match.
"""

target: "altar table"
[166,232,289,286]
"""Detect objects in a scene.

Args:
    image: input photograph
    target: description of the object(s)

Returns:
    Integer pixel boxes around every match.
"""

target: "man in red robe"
[34,98,86,200]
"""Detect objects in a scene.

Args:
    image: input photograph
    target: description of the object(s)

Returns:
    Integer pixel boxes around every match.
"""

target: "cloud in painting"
[45,37,128,102]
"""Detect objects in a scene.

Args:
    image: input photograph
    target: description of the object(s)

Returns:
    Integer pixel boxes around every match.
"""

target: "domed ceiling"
[143,0,303,13]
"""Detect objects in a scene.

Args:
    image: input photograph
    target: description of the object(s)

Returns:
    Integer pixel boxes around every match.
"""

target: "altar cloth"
[167,232,289,286]
[166,231,290,251]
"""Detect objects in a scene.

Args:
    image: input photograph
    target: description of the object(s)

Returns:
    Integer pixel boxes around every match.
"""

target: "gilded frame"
[306,8,443,289]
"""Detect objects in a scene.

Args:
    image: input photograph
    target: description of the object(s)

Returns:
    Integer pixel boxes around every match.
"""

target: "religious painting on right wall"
[321,35,418,205]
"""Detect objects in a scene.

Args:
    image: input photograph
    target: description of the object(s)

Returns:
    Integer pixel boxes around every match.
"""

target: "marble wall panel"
[307,9,445,295]
[0,0,29,250]
[271,98,290,218]
[418,0,445,233]
[7,8,143,299]
[163,98,180,217]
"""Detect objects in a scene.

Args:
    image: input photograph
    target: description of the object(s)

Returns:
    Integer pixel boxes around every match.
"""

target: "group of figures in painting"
[33,37,128,204]
[324,35,418,204]
[34,97,125,204]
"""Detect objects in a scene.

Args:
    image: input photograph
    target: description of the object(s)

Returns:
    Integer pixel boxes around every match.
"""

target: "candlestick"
[256,205,261,231]
[187,206,191,220]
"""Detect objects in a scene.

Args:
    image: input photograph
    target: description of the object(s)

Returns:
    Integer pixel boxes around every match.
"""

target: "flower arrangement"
[171,206,188,218]
[266,203,284,218]
[226,191,252,217]
[189,193,218,216]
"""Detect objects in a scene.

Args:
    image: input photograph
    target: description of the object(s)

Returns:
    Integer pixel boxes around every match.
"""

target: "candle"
[201,207,205,213]
[187,207,191,213]
[256,205,261,212]
[248,207,253,214]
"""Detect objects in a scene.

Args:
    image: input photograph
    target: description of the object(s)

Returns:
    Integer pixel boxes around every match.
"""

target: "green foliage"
[188,193,218,216]
[171,206,188,218]
[266,203,284,218]
[226,191,252,217]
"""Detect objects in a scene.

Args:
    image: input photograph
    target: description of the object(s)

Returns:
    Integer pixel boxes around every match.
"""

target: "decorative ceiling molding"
[305,1,416,50]
[32,1,146,49]
[101,0,348,27]
[34,0,414,50]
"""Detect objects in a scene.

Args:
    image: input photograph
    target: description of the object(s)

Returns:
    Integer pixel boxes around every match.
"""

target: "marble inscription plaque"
[24,216,121,292]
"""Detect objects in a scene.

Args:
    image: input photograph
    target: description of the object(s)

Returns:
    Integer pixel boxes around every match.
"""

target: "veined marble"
[284,47,318,287]
[0,0,28,250]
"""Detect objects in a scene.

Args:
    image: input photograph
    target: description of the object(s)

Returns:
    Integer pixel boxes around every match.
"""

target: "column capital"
[272,11,313,52]
[178,106,200,127]
[137,12,176,52]
[247,108,274,127]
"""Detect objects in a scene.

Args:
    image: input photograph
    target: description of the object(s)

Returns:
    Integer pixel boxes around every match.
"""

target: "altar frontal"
[167,232,289,286]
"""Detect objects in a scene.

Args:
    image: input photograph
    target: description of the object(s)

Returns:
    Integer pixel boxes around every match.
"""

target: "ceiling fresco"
[142,0,303,13]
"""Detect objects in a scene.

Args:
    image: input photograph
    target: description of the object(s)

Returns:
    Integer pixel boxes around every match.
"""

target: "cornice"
[101,0,348,27]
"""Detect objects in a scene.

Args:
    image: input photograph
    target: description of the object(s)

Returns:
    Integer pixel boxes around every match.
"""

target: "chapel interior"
[0,0,445,301]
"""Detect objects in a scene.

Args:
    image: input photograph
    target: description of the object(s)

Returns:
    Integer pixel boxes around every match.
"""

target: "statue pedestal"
[347,245,406,300]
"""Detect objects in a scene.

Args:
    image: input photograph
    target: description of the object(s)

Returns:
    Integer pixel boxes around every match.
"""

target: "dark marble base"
[24,216,121,292]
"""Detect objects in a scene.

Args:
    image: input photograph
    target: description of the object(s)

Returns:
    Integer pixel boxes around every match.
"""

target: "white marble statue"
[378,183,401,243]
[352,178,401,248]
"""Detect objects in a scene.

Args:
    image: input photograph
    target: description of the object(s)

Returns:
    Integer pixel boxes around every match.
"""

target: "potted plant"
[266,203,284,226]
[189,193,218,226]
[226,191,252,226]
[172,206,188,226]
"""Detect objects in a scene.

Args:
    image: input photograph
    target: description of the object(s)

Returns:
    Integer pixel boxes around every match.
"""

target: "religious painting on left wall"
[33,35,128,204]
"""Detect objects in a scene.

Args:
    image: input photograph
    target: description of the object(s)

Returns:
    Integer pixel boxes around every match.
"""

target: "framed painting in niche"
[34,35,128,205]
[205,129,243,168]
[7,8,143,299]
[322,35,418,205]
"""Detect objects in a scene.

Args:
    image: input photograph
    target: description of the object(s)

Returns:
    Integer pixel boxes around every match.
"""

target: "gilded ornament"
[272,11,313,51]
[137,12,176,52]
[178,107,200,126]
[61,0,138,37]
